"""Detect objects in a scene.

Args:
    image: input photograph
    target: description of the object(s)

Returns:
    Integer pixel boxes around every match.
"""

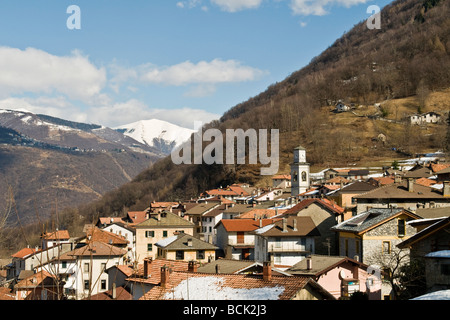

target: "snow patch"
[163,276,285,300]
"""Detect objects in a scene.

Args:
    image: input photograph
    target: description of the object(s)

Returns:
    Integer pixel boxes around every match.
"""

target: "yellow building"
[134,211,195,263]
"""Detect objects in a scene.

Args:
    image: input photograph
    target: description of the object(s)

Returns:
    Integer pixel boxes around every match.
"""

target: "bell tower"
[290,146,310,196]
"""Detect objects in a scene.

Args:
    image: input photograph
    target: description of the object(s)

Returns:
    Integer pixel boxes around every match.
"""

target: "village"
[1,146,450,301]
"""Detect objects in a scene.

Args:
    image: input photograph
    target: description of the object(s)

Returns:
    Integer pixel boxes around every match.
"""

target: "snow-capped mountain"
[115,119,195,154]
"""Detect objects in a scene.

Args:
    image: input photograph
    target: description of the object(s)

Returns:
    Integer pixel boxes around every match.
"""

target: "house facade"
[134,211,195,263]
[254,216,320,267]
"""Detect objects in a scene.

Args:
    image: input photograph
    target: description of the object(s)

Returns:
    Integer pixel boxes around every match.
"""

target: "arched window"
[301,171,307,182]
[293,171,298,182]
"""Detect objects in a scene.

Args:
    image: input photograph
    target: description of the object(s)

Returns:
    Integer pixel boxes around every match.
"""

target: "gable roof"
[127,258,190,285]
[334,181,377,194]
[354,181,448,200]
[41,230,70,240]
[283,198,344,215]
[126,211,147,224]
[85,226,129,245]
[139,270,334,300]
[86,286,132,300]
[217,218,278,232]
[12,247,36,259]
[331,208,421,235]
[135,211,195,228]
[286,254,368,277]
[397,216,450,249]
[62,241,127,258]
[14,270,56,290]
[197,259,291,276]
[155,232,218,251]
[238,208,286,219]
[254,216,320,237]
[185,202,219,215]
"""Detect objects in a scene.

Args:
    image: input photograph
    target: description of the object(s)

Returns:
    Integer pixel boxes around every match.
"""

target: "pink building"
[286,254,382,300]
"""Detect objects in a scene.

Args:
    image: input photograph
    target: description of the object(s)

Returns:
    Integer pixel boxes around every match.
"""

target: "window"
[237,232,245,244]
[344,239,349,257]
[163,230,168,238]
[382,241,391,254]
[84,263,90,273]
[147,243,153,252]
[62,261,67,269]
[84,280,90,291]
[145,231,154,238]
[301,171,307,182]
[397,219,406,237]
[274,254,281,264]
[293,171,298,182]
[176,250,184,260]
[275,237,281,248]
[197,250,205,260]
[101,280,107,290]
[441,264,450,276]
[355,239,360,255]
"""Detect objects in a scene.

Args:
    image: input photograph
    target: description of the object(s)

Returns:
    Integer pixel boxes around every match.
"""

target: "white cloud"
[290,0,370,16]
[87,99,220,128]
[140,59,266,86]
[210,0,263,12]
[0,47,106,102]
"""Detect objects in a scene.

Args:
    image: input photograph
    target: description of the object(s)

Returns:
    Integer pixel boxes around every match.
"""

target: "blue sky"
[0,0,391,128]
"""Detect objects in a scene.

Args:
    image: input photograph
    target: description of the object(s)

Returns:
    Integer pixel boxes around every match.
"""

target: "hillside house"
[327,181,377,213]
[254,216,320,267]
[155,232,218,263]
[134,211,195,263]
[409,112,441,125]
[272,174,291,188]
[40,230,71,250]
[184,202,220,236]
[196,258,291,276]
[201,203,228,244]
[139,262,335,300]
[283,198,345,256]
[40,241,127,300]
[353,180,450,214]
[215,218,278,260]
[101,222,136,261]
[14,270,65,300]
[286,255,382,300]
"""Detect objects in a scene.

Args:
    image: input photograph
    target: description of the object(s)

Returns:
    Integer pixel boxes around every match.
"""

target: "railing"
[268,243,310,253]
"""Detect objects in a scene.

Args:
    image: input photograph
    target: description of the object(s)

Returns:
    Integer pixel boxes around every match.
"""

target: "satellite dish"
[339,270,346,279]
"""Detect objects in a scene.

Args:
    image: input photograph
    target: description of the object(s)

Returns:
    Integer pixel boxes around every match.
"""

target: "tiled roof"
[0,287,14,300]
[218,218,278,232]
[284,198,344,215]
[98,217,127,225]
[14,270,53,289]
[86,286,132,300]
[127,258,190,285]
[203,204,228,217]
[415,177,437,187]
[86,227,128,245]
[42,230,70,240]
[64,241,127,258]
[127,211,147,224]
[398,216,450,249]
[135,211,195,228]
[431,163,450,173]
[272,174,291,180]
[238,208,286,219]
[11,247,36,259]
[331,208,420,234]
[185,202,219,215]
[334,181,377,194]
[139,270,332,300]
[255,216,320,237]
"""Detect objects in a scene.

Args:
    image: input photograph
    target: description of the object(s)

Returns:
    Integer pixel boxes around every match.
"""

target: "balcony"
[268,243,311,253]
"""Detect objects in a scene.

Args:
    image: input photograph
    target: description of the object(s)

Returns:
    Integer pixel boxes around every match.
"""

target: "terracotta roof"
[86,286,132,300]
[0,287,14,300]
[431,163,450,173]
[98,217,127,225]
[127,211,147,224]
[127,258,190,285]
[14,270,54,289]
[255,216,320,237]
[325,176,350,184]
[42,230,70,240]
[369,176,395,186]
[284,198,344,215]
[139,270,334,300]
[218,218,278,232]
[229,184,250,196]
[272,174,291,180]
[12,247,36,259]
[150,202,179,208]
[238,208,286,219]
[415,177,437,187]
[86,227,129,245]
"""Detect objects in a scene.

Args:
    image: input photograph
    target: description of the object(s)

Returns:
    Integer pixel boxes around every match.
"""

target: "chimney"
[143,257,152,278]
[394,174,402,183]
[293,218,298,231]
[306,256,312,270]
[263,261,272,281]
[443,181,450,197]
[187,238,193,247]
[188,261,198,272]
[157,213,161,221]
[407,178,414,192]
[282,218,288,233]
[259,219,263,228]
[160,266,170,288]
[215,264,220,274]
[112,283,117,299]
